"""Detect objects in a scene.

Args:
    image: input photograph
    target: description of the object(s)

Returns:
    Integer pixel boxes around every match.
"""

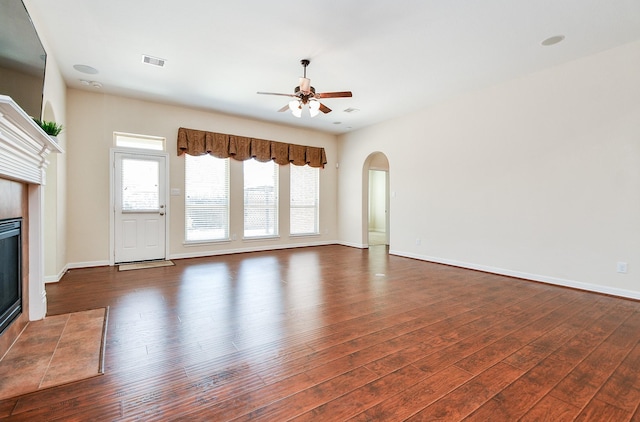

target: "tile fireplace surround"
[0,95,62,353]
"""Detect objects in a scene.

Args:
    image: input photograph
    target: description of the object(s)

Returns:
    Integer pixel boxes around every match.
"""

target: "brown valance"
[289,144,307,166]
[229,135,251,161]
[177,127,327,168]
[251,138,272,163]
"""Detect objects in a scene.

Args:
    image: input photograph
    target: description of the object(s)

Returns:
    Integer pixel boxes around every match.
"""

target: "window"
[121,158,159,211]
[114,132,165,151]
[290,165,319,235]
[185,155,229,242]
[244,159,278,238]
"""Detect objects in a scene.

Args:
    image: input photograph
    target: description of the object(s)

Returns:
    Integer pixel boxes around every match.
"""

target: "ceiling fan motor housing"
[294,85,315,103]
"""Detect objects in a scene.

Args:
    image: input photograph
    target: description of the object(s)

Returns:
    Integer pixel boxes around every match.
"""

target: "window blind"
[185,155,229,242]
[244,159,278,238]
[290,165,319,235]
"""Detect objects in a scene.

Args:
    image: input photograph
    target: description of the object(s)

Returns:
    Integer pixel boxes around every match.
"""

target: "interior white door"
[114,152,166,263]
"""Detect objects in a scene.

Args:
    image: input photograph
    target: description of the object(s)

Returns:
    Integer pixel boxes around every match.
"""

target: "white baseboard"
[45,260,109,282]
[65,260,111,270]
[44,264,70,283]
[338,241,368,249]
[170,239,337,260]
[55,243,339,276]
[389,249,640,301]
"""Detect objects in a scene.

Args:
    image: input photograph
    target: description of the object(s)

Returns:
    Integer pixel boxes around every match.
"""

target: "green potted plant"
[33,118,63,137]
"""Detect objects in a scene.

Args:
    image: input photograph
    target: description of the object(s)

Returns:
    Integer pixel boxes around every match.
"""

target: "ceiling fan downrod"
[301,59,310,77]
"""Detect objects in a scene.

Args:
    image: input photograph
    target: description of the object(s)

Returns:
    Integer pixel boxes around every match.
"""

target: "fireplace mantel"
[0,95,63,321]
[0,95,63,184]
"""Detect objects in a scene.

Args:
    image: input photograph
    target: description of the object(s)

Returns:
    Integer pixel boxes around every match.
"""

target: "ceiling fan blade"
[277,104,290,112]
[315,91,352,99]
[319,103,332,114]
[257,91,297,98]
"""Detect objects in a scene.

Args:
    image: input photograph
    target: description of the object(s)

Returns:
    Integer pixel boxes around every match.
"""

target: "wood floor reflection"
[2,245,640,420]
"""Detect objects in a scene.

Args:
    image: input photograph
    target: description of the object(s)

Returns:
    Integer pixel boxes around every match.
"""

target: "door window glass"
[121,158,159,211]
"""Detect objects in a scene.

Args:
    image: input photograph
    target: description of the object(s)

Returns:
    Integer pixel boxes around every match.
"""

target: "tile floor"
[0,308,106,400]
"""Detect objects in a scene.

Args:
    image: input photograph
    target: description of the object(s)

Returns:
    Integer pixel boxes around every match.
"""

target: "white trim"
[389,249,640,301]
[338,241,368,249]
[170,239,337,260]
[28,184,46,320]
[44,263,70,283]
[183,239,232,247]
[289,233,321,238]
[242,235,281,241]
[0,95,63,185]
[66,260,111,270]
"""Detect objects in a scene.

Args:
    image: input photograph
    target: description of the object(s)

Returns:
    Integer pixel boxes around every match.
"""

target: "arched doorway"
[363,152,390,247]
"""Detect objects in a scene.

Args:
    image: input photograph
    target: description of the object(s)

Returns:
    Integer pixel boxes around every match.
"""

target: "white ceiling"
[25,0,640,134]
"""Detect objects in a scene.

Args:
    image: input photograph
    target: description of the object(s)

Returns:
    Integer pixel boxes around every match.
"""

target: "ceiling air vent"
[343,107,360,113]
[142,54,166,67]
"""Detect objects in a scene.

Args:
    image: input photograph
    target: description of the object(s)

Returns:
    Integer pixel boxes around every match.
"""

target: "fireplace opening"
[0,218,22,335]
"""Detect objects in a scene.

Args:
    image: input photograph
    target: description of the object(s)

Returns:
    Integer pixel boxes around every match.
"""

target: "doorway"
[112,151,168,264]
[368,170,387,245]
[365,152,390,247]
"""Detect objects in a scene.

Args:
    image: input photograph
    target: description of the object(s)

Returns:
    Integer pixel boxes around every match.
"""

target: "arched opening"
[363,152,390,248]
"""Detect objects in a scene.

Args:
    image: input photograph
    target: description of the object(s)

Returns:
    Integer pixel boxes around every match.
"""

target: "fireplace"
[0,218,21,334]
[0,95,62,356]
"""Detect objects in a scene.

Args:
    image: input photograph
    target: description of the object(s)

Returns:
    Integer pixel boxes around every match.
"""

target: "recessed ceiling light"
[73,64,99,74]
[541,35,565,46]
[142,54,167,67]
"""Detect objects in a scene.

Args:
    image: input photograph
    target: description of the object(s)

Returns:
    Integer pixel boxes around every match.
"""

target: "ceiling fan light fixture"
[292,107,302,118]
[288,99,300,111]
[309,100,321,117]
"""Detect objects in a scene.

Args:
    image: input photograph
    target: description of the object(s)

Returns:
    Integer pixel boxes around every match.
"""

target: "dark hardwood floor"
[1,245,640,421]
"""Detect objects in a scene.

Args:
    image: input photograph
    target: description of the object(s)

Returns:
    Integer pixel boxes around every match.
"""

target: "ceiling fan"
[257,59,352,118]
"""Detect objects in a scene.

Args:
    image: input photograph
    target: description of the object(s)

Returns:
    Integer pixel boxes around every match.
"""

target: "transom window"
[114,132,165,151]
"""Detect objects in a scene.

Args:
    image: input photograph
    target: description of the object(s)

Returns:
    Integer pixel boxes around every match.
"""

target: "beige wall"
[66,90,338,266]
[338,40,640,298]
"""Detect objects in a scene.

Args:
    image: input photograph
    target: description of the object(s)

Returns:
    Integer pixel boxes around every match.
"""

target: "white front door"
[114,152,167,263]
